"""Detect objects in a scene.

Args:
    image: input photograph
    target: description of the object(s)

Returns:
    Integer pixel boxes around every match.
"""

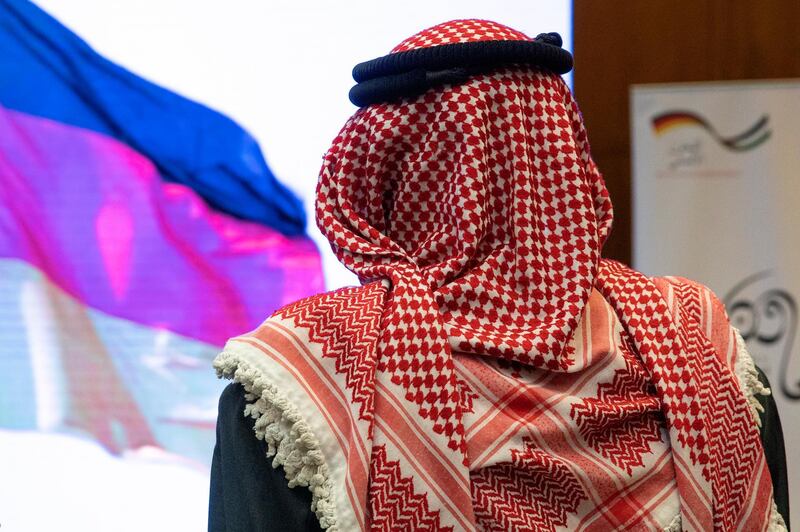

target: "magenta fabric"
[0,105,323,346]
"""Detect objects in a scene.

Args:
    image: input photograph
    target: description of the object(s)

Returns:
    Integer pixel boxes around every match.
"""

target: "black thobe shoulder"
[754,366,791,530]
[209,382,323,532]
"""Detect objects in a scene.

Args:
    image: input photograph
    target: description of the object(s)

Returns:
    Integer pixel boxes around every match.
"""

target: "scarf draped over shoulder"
[215,19,785,532]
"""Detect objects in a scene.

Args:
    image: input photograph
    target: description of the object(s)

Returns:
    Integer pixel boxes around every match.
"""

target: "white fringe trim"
[664,504,789,532]
[214,348,338,531]
[662,512,681,532]
[732,328,770,428]
[768,498,789,531]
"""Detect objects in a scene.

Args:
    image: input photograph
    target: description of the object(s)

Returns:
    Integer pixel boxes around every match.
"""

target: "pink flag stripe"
[0,105,323,346]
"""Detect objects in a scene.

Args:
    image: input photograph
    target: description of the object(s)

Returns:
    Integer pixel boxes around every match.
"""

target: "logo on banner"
[650,110,771,176]
[724,271,799,401]
[652,111,771,151]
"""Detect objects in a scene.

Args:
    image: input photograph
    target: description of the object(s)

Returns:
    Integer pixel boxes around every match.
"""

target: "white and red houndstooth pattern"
[391,19,531,53]
[217,20,779,531]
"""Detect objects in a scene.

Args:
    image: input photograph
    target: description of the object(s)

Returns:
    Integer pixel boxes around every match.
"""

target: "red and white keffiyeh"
[215,20,785,531]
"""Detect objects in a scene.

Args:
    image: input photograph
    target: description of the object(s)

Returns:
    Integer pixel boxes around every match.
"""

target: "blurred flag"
[0,0,323,467]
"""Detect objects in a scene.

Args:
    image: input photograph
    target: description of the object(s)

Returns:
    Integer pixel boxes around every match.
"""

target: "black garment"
[209,383,323,532]
[209,371,790,532]
[755,366,791,530]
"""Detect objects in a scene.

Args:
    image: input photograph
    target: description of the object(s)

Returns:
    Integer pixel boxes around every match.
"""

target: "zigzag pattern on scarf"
[275,282,386,421]
[596,260,769,530]
[455,375,478,414]
[471,441,586,532]
[594,260,693,446]
[668,280,763,530]
[367,445,451,531]
[570,331,664,476]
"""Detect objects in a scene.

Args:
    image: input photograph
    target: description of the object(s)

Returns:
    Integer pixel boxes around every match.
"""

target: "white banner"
[632,80,800,525]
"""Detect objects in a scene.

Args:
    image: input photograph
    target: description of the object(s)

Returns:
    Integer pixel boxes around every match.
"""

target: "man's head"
[317,20,612,367]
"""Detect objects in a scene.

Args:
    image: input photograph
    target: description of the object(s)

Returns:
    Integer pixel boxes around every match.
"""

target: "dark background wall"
[572,0,800,264]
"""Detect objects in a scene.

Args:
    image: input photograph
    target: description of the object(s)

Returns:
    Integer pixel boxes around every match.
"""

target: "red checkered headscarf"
[319,20,612,448]
[217,19,780,531]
